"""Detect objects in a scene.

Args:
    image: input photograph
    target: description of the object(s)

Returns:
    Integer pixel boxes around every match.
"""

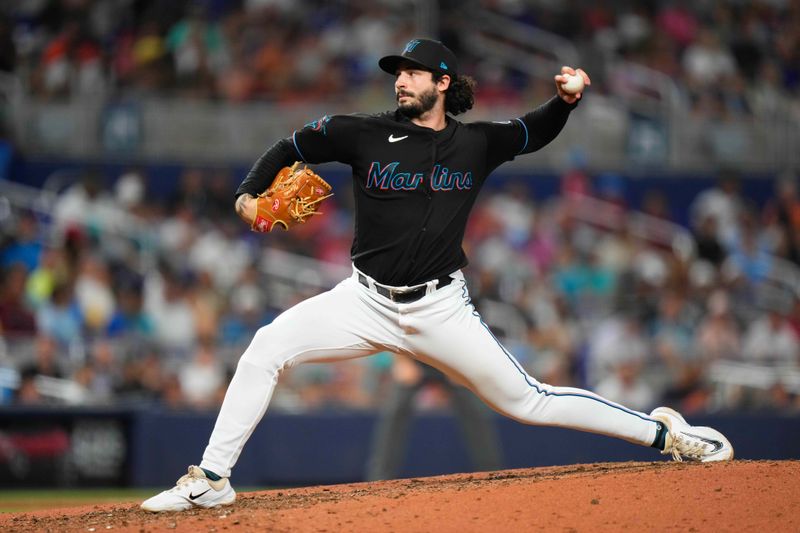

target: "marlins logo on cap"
[379,39,459,78]
[404,40,422,53]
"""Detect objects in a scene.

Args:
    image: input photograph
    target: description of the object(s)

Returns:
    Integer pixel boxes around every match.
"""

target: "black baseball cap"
[379,39,459,78]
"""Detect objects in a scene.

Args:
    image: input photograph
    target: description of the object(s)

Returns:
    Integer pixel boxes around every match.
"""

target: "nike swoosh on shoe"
[681,432,724,452]
[189,489,211,501]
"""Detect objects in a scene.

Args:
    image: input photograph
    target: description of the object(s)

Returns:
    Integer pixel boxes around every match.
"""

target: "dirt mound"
[2,460,797,532]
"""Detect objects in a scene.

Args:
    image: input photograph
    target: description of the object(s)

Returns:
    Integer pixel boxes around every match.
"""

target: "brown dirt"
[2,460,798,532]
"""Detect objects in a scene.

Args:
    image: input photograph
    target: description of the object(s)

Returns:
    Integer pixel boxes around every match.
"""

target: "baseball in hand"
[561,73,585,95]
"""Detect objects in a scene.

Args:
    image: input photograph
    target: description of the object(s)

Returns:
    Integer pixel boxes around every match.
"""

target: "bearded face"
[397,83,439,119]
[393,63,444,120]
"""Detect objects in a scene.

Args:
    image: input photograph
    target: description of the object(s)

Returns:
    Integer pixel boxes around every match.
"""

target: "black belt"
[357,273,453,303]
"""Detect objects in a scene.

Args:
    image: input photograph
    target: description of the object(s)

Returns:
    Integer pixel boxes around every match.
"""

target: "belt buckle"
[392,286,424,303]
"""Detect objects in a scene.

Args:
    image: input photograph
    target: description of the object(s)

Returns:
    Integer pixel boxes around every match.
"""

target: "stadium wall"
[0,408,797,488]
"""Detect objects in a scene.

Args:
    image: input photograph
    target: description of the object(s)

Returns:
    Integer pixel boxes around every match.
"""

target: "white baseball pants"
[201,268,659,477]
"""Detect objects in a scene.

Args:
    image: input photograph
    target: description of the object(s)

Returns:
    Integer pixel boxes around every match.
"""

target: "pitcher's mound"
[2,460,798,532]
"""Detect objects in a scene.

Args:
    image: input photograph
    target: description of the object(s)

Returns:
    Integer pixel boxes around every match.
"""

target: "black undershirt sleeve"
[234,137,298,198]
[482,95,578,170]
[517,96,577,155]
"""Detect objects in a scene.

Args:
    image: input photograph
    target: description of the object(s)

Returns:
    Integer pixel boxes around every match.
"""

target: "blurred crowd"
[0,0,799,416]
[3,0,417,103]
[0,0,795,118]
[2,163,800,415]
[444,0,800,119]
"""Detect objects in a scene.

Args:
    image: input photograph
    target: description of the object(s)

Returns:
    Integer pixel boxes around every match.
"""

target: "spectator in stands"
[14,369,44,404]
[188,221,250,291]
[0,263,37,339]
[145,266,197,357]
[656,1,698,49]
[178,340,226,409]
[526,290,580,387]
[773,12,800,91]
[694,289,740,362]
[160,373,187,410]
[168,167,208,215]
[74,254,116,335]
[523,204,560,275]
[325,357,374,410]
[0,211,42,273]
[692,214,727,267]
[748,61,788,118]
[690,170,744,245]
[52,169,120,239]
[614,248,665,327]
[18,334,65,383]
[653,290,706,410]
[763,172,800,264]
[116,348,167,405]
[586,310,649,389]
[741,306,799,366]
[30,20,83,98]
[723,211,773,286]
[187,270,222,343]
[36,281,82,348]
[158,202,197,257]
[595,355,656,412]
[25,248,68,310]
[129,19,172,94]
[220,264,270,346]
[552,244,616,317]
[640,190,674,222]
[594,222,637,275]
[114,167,148,215]
[73,338,120,404]
[682,28,737,91]
[739,300,799,410]
[166,4,228,97]
[107,277,155,340]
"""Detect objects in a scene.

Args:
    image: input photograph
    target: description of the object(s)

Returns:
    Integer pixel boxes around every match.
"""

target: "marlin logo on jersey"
[366,162,473,191]
[304,115,331,135]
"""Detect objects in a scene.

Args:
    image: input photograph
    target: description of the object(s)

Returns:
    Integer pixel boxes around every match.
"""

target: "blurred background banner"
[0,407,130,488]
[0,0,799,488]
[626,112,669,166]
[100,101,142,155]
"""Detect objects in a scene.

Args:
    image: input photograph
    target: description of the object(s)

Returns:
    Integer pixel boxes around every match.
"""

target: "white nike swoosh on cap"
[388,134,408,143]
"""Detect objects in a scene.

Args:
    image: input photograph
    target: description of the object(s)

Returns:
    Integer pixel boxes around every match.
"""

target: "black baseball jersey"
[237,95,576,286]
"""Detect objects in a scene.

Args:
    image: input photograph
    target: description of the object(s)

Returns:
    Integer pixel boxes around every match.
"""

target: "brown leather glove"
[251,162,333,232]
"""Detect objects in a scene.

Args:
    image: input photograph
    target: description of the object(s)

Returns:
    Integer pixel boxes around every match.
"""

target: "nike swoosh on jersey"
[189,489,211,500]
[388,134,409,143]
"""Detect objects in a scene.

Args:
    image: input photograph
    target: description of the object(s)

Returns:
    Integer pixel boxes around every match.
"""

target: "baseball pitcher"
[142,39,733,512]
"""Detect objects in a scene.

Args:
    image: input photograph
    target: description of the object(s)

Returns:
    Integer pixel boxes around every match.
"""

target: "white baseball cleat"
[650,406,734,463]
[141,465,236,512]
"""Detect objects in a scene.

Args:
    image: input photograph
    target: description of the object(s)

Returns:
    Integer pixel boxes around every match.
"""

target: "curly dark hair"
[434,73,476,115]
